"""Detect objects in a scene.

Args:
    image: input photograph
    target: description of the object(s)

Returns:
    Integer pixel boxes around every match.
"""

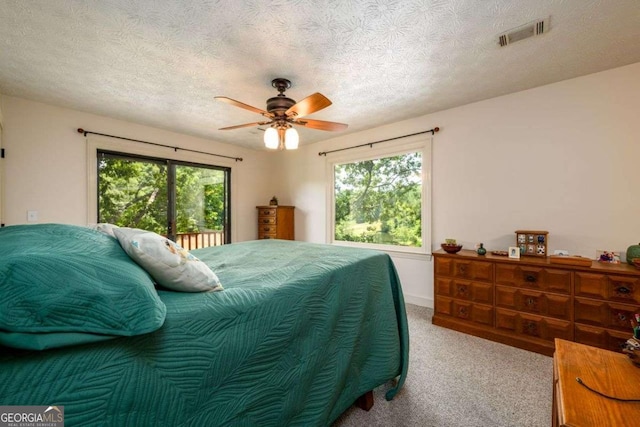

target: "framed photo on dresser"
[508,246,520,259]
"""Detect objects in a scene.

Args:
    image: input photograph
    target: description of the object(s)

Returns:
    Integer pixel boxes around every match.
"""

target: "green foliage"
[98,157,167,234]
[98,155,226,235]
[175,165,225,232]
[334,152,422,247]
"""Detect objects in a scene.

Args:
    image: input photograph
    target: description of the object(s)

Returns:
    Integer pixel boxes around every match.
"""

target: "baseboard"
[403,293,433,308]
[432,315,555,357]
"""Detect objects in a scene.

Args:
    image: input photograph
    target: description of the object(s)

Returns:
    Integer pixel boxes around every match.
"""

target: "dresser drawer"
[435,278,493,305]
[495,264,571,294]
[495,308,572,342]
[435,296,493,326]
[258,232,276,239]
[259,225,277,234]
[434,257,453,276]
[574,298,640,332]
[258,216,276,225]
[453,259,493,282]
[575,272,640,304]
[258,208,277,217]
[495,286,571,320]
[435,257,493,282]
[574,323,629,352]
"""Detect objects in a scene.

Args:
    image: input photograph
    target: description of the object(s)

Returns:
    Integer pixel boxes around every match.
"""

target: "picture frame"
[508,246,520,259]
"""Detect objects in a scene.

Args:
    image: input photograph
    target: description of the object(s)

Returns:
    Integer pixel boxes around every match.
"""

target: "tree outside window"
[333,151,423,248]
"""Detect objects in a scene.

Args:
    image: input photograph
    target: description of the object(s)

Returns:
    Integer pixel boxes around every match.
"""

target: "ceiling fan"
[215,78,348,150]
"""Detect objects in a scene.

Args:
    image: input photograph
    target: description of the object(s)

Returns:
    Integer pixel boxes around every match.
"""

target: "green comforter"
[0,240,408,426]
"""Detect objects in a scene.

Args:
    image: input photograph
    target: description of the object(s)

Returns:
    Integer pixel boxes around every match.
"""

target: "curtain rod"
[77,128,243,162]
[318,127,439,156]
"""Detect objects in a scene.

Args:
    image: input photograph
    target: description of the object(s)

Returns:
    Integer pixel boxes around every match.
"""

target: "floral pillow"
[113,228,223,293]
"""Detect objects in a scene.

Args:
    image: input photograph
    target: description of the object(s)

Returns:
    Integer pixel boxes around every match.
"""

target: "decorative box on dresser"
[433,249,640,356]
[256,206,295,240]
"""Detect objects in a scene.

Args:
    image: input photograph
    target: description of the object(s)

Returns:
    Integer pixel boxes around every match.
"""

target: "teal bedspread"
[0,240,408,426]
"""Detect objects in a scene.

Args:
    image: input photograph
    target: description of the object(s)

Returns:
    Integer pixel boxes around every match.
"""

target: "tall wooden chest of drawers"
[433,249,640,356]
[256,205,295,240]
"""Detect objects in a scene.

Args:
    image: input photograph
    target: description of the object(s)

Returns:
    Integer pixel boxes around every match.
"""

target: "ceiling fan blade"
[215,96,273,118]
[294,118,348,131]
[219,121,272,131]
[285,93,332,118]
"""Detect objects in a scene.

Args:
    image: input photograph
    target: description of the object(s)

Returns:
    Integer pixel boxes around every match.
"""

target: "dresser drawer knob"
[263,219,270,223]
[458,266,467,274]
[457,285,469,297]
[525,274,537,283]
[616,286,631,295]
[524,321,539,336]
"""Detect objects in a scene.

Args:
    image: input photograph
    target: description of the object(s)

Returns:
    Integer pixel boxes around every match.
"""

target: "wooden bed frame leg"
[356,390,374,411]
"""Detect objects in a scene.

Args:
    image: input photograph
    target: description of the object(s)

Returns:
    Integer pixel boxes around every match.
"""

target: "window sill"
[331,241,432,261]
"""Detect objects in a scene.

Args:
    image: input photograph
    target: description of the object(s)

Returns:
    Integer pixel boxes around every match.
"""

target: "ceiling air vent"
[498,18,549,47]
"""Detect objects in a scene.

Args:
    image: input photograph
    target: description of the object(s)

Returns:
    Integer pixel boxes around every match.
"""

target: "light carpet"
[334,304,553,427]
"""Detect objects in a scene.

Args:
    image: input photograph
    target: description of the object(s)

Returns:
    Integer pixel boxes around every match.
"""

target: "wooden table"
[553,338,640,426]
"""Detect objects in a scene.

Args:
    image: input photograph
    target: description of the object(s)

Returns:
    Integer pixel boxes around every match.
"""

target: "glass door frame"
[96,149,231,244]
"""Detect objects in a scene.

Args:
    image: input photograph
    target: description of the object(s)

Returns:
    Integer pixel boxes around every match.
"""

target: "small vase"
[477,243,487,256]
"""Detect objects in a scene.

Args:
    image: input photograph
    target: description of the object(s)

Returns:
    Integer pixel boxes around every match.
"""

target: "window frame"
[86,136,237,243]
[326,135,432,256]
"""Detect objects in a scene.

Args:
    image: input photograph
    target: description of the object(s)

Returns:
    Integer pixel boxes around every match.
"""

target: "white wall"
[280,62,640,308]
[0,96,276,242]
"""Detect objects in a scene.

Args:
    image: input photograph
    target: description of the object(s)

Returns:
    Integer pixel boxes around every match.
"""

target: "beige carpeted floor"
[334,304,553,427]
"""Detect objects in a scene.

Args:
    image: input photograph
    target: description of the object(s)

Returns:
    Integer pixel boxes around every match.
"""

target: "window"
[97,150,230,249]
[328,138,431,254]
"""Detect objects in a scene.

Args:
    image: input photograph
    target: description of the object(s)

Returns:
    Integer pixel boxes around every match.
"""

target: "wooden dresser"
[553,338,640,426]
[256,205,295,240]
[433,250,640,356]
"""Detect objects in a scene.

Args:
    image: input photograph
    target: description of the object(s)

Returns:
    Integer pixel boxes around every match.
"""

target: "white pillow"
[113,228,223,293]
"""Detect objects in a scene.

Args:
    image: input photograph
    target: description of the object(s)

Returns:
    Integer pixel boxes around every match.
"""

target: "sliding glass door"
[97,150,230,248]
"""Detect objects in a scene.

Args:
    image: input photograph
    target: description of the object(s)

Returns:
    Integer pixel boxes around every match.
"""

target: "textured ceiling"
[0,0,639,150]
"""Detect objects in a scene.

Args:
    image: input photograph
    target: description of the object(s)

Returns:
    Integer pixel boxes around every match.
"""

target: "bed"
[0,224,408,426]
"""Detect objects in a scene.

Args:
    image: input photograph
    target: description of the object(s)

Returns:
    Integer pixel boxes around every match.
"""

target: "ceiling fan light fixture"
[285,127,299,150]
[264,127,279,149]
[217,77,348,149]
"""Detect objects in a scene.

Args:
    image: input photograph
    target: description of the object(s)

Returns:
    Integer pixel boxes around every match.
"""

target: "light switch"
[27,210,38,222]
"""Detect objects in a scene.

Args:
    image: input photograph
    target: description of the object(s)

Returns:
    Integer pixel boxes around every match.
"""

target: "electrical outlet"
[27,210,38,222]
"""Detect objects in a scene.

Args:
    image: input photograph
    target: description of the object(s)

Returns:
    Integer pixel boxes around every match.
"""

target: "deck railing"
[175,231,225,250]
